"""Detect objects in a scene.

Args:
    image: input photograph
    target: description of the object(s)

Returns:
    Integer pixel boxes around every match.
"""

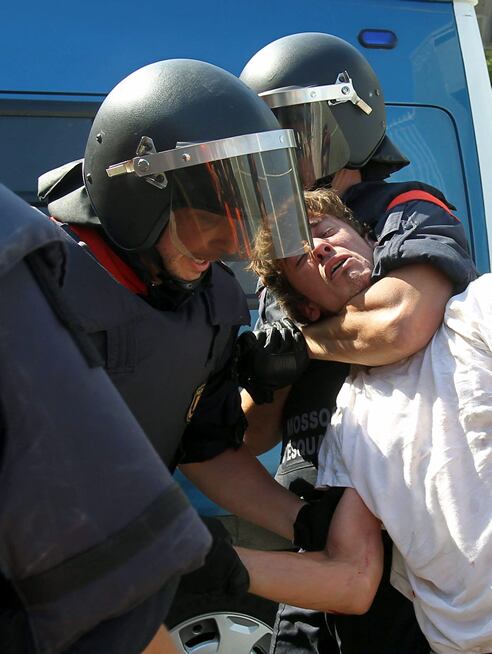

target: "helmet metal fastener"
[136,158,150,172]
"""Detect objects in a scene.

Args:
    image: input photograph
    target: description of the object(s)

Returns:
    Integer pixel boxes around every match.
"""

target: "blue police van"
[1,0,491,651]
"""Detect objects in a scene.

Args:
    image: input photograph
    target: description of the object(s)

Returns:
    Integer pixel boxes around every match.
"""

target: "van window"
[0,99,99,205]
[0,115,92,205]
[386,105,474,256]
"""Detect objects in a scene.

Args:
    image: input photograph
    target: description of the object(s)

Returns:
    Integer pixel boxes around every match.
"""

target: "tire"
[167,592,277,653]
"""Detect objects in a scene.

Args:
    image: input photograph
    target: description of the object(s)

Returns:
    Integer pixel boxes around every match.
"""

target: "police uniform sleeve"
[0,249,212,653]
[371,200,478,293]
[179,333,246,463]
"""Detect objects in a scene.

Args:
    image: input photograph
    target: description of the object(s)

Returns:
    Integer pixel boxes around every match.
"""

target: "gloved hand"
[177,517,250,598]
[289,478,325,502]
[237,318,309,404]
[293,487,345,551]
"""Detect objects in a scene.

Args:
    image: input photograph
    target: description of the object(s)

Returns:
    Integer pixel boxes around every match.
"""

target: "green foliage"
[487,49,492,84]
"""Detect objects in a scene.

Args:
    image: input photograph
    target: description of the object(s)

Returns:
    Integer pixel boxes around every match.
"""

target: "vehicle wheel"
[167,593,277,653]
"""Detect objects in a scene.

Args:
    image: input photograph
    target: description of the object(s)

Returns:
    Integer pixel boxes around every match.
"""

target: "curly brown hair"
[250,188,369,323]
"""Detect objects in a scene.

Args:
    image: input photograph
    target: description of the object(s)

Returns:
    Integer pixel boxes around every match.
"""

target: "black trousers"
[269,533,430,654]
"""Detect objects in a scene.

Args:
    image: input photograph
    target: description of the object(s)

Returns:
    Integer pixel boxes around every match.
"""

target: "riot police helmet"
[240,33,409,187]
[84,58,311,260]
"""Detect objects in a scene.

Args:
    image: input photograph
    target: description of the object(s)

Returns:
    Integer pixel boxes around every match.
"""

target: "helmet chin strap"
[159,263,205,293]
[149,211,206,293]
[168,210,205,263]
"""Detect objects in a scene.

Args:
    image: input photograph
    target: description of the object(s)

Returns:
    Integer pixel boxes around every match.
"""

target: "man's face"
[281,215,375,318]
[155,207,238,282]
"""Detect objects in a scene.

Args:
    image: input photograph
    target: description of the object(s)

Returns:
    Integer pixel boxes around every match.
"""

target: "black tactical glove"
[177,517,250,598]
[289,478,325,502]
[237,318,309,404]
[293,486,345,551]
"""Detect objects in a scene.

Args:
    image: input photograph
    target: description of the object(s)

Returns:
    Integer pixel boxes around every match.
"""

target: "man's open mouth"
[330,257,349,278]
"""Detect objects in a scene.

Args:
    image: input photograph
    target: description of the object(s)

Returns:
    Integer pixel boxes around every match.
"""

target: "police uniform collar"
[111,245,211,310]
[137,260,249,324]
[205,262,250,327]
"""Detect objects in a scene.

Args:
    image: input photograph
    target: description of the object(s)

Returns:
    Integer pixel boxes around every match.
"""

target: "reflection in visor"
[170,148,312,262]
[168,207,242,262]
[273,103,350,189]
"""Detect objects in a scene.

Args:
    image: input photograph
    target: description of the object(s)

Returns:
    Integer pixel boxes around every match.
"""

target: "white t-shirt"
[317,274,492,654]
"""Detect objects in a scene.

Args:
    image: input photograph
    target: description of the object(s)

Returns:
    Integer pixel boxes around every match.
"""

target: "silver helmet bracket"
[258,71,372,115]
[106,129,297,189]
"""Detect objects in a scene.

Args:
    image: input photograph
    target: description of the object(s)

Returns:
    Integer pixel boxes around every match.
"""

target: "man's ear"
[300,301,322,323]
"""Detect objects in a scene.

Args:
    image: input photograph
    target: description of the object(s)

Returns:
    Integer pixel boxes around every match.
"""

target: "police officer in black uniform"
[240,33,478,654]
[0,183,212,654]
[40,57,311,473]
[37,58,329,647]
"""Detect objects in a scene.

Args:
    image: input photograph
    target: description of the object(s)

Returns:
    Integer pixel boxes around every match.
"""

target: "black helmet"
[240,33,409,185]
[84,58,311,259]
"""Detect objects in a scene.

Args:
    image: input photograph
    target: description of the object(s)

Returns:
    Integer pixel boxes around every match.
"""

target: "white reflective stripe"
[454,0,492,269]
[107,129,296,178]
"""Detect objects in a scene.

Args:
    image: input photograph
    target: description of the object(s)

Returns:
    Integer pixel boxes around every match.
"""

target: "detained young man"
[237,189,492,654]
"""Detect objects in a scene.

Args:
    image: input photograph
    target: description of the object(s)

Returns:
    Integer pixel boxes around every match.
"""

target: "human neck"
[331,169,362,195]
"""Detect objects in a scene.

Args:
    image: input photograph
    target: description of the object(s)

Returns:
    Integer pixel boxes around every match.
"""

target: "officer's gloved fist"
[177,517,250,598]
[293,487,345,551]
[237,318,309,405]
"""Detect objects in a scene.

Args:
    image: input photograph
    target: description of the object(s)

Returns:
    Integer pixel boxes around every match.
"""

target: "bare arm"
[237,488,383,614]
[241,386,291,456]
[302,263,453,366]
[179,444,305,540]
[142,626,180,654]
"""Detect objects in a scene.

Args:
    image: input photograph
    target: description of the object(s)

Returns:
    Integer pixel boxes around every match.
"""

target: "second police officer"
[240,33,477,654]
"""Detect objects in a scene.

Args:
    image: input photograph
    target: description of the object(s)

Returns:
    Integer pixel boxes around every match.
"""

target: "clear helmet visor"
[272,102,350,189]
[168,147,312,262]
[106,129,312,262]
